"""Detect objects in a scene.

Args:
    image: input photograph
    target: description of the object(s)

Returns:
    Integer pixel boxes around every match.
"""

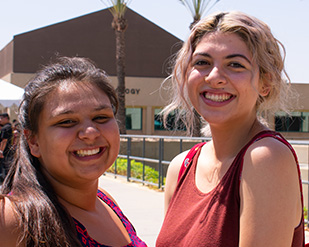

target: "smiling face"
[28,81,120,187]
[187,32,268,128]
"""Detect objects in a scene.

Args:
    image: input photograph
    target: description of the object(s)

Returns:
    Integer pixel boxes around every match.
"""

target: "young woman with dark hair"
[0,57,147,247]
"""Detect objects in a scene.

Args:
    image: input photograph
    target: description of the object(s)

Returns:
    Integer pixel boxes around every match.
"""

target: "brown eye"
[229,62,245,69]
[93,115,110,123]
[56,119,76,127]
[194,60,210,66]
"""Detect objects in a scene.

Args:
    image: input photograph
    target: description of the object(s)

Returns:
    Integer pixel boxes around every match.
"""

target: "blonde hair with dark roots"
[162,11,294,135]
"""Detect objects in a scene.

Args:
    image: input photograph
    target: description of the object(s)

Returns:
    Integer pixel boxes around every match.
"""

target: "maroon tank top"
[156,131,304,247]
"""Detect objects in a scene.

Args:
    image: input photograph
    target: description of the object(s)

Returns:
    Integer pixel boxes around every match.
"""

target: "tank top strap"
[177,142,206,182]
[238,130,299,178]
[246,130,296,156]
[177,131,289,183]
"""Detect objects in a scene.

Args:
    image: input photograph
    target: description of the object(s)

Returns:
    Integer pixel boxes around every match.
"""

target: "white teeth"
[76,148,100,157]
[204,93,231,102]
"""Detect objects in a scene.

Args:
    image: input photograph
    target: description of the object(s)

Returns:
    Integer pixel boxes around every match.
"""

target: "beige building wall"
[109,76,172,135]
[10,73,35,88]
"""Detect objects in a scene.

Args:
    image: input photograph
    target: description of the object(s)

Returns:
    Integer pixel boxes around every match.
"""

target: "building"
[0,8,308,139]
[0,7,183,135]
[274,83,309,139]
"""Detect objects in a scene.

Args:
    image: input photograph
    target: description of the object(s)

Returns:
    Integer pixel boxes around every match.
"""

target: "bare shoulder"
[164,150,189,213]
[239,136,301,246]
[242,136,299,192]
[0,197,23,246]
[243,136,297,173]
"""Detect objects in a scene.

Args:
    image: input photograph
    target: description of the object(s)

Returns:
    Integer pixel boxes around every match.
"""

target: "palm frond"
[179,0,220,20]
[100,0,131,18]
[179,0,196,17]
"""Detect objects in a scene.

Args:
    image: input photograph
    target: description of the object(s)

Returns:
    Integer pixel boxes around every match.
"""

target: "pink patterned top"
[74,190,147,247]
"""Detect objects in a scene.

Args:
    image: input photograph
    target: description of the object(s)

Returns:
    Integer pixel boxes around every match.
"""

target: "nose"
[204,66,226,86]
[78,121,100,142]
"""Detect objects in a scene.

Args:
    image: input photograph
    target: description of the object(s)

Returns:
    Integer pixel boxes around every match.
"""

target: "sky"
[0,0,308,83]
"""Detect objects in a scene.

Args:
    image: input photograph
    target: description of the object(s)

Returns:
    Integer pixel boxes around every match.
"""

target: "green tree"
[179,0,220,29]
[179,0,220,136]
[101,0,130,134]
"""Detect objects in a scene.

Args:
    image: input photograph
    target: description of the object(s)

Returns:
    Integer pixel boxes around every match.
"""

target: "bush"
[107,158,162,185]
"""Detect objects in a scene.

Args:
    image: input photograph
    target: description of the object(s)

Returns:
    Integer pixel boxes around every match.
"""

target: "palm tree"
[101,0,130,134]
[179,0,220,136]
[179,0,220,29]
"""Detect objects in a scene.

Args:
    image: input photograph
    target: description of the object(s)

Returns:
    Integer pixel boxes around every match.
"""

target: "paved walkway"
[99,174,164,247]
[99,174,309,246]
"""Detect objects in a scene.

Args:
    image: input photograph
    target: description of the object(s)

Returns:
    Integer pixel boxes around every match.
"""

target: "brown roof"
[0,8,182,78]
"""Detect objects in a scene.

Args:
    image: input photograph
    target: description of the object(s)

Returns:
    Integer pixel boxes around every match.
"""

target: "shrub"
[107,158,162,184]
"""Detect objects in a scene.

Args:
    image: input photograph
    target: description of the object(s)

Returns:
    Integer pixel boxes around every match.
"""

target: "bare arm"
[0,197,24,246]
[239,138,302,247]
[164,151,188,214]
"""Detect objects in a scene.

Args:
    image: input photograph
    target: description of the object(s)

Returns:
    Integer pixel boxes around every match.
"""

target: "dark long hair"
[0,57,118,246]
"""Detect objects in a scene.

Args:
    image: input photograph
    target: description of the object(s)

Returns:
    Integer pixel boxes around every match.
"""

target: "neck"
[42,170,100,211]
[57,182,99,211]
[209,117,267,160]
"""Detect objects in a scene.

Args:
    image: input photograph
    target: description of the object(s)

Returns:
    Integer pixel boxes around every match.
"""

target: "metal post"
[180,138,183,153]
[161,138,164,188]
[142,137,145,184]
[127,137,131,182]
[158,138,162,188]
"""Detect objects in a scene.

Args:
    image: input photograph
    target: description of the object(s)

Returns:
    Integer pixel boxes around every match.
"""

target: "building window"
[126,108,142,130]
[275,111,309,132]
[154,109,164,130]
[154,108,186,131]
[303,112,309,132]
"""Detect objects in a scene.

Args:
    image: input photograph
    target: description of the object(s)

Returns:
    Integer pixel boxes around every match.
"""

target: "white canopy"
[0,79,24,107]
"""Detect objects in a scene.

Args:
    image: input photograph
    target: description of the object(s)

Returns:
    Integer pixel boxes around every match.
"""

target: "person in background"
[0,57,147,247]
[11,119,21,152]
[0,113,13,182]
[156,11,304,246]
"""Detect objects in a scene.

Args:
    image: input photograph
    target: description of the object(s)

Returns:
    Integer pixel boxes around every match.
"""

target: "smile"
[75,148,101,157]
[203,92,233,102]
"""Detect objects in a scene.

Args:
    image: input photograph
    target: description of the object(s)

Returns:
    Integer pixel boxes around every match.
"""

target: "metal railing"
[109,135,210,188]
[108,134,309,213]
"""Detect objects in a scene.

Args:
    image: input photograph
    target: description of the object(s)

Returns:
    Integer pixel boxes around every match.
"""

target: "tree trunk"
[115,27,127,134]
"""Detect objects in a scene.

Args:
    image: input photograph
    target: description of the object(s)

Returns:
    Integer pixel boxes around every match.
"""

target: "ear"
[259,73,272,97]
[259,85,270,97]
[24,129,41,158]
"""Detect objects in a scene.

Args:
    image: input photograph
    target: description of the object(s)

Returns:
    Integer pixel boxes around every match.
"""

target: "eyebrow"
[49,104,113,119]
[226,54,252,64]
[193,52,252,64]
[94,104,113,111]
